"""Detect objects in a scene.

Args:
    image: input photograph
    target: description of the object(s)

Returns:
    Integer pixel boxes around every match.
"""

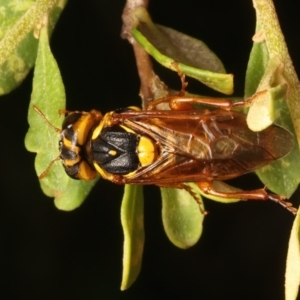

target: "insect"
[34,79,296,215]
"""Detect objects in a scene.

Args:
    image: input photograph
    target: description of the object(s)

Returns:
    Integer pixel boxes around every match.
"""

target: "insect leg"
[166,89,269,111]
[147,69,268,111]
[170,61,188,96]
[147,93,238,111]
[33,105,61,133]
[197,181,297,215]
[230,90,268,108]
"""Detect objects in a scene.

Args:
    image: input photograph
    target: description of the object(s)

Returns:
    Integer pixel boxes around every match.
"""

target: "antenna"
[33,105,61,133]
[33,105,62,179]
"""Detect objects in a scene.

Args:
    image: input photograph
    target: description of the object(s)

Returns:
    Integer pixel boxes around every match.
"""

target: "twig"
[121,0,168,108]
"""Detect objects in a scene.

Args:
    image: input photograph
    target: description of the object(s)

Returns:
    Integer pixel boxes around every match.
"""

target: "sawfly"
[34,79,296,215]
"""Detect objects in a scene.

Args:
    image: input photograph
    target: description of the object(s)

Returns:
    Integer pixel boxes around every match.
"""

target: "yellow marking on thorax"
[92,112,114,140]
[93,162,115,181]
[109,150,117,156]
[121,124,157,167]
[77,161,97,180]
[137,136,157,167]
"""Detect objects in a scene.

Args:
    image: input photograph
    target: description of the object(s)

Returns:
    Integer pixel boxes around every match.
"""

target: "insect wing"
[114,109,293,184]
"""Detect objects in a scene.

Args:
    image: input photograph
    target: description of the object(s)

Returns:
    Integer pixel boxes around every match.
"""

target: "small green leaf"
[0,0,67,95]
[161,183,204,249]
[25,24,97,211]
[247,84,283,132]
[285,211,300,300]
[131,7,233,95]
[121,185,144,290]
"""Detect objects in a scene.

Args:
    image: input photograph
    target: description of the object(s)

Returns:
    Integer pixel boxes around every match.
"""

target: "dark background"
[1,0,300,299]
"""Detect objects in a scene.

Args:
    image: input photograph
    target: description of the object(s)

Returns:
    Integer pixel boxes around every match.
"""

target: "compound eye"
[62,113,82,130]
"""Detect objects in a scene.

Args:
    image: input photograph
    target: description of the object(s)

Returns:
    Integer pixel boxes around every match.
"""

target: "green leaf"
[25,24,97,211]
[121,185,144,290]
[161,183,204,249]
[246,2,300,298]
[245,0,300,198]
[245,25,269,97]
[285,210,300,300]
[0,0,67,95]
[130,7,233,95]
[246,65,285,131]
